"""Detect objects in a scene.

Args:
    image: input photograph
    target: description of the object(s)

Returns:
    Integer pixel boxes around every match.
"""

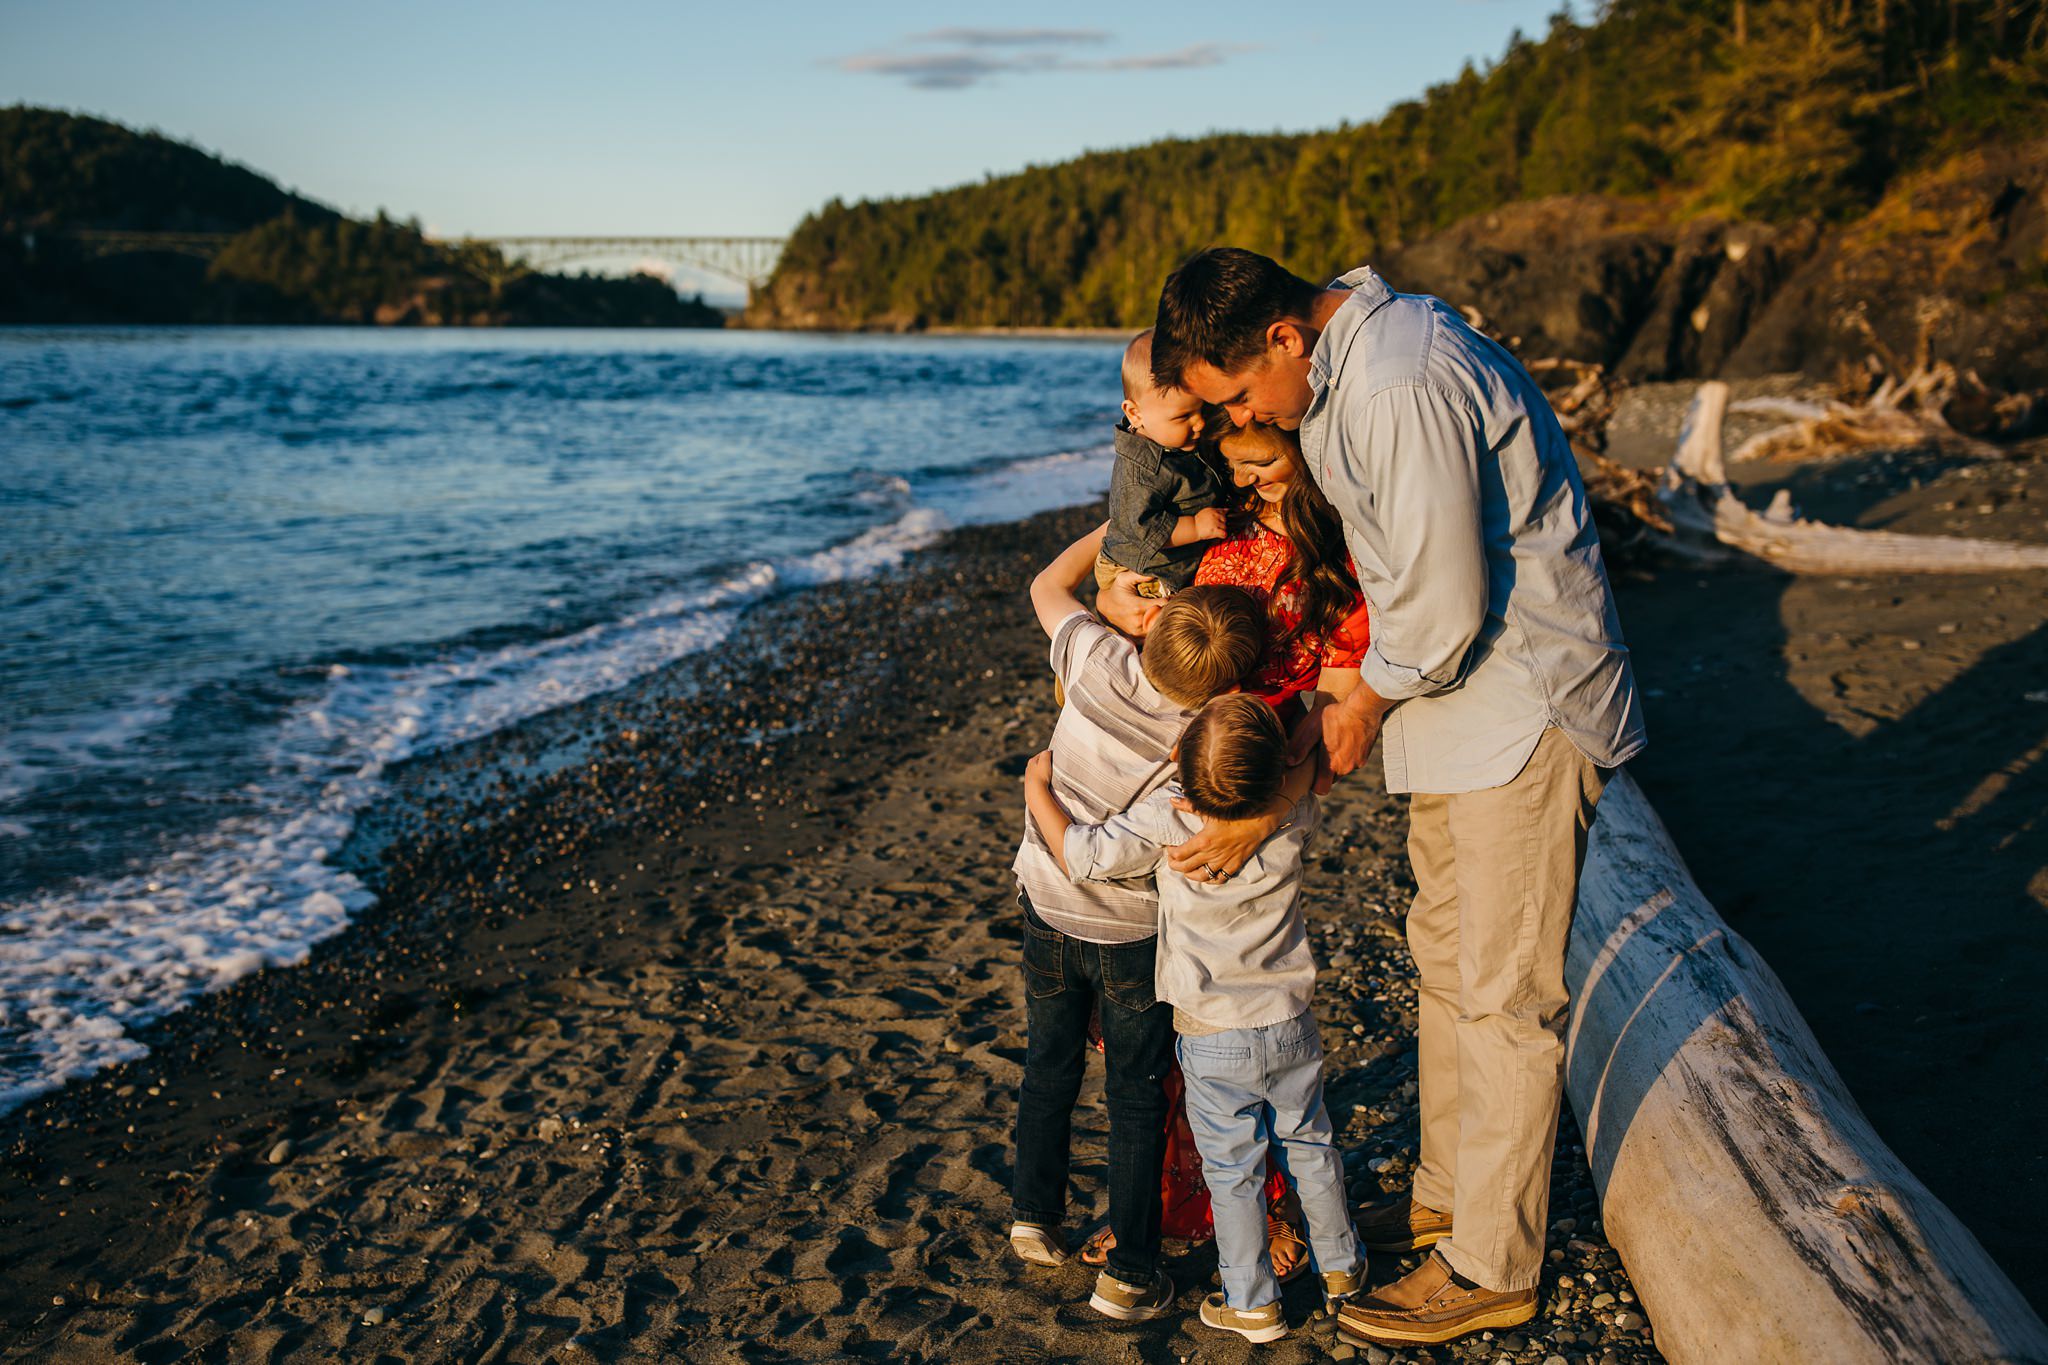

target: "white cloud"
[833,33,1253,90]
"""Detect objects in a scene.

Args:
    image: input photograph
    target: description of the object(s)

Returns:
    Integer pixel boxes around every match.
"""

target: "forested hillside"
[0,108,723,328]
[751,0,2048,384]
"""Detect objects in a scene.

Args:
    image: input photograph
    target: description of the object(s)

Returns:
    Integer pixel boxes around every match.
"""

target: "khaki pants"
[1404,727,1607,1292]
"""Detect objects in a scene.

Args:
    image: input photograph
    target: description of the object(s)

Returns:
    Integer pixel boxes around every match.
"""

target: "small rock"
[1592,1291,1616,1308]
[1545,1357,1570,1365]
[1615,1310,1646,1331]
[1328,1346,1356,1362]
[536,1117,564,1142]
[1367,1156,1392,1173]
[266,1139,293,1165]
[1503,1334,1528,1351]
[361,1306,387,1326]
[1365,1347,1393,1365]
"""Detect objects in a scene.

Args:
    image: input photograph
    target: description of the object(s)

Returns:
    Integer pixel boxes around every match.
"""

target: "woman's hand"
[1165,804,1283,882]
[1024,749,1054,788]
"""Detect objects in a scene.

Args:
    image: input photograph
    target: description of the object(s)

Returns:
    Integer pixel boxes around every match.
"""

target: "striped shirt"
[1013,611,1194,943]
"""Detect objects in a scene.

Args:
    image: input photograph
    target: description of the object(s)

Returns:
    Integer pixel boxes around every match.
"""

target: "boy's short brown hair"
[1140,584,1263,707]
[1178,692,1287,820]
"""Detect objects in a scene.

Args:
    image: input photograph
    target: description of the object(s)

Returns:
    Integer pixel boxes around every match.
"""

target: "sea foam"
[0,445,1111,1112]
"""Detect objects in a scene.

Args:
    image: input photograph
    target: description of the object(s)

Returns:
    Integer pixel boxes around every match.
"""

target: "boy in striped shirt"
[1006,521,1263,1323]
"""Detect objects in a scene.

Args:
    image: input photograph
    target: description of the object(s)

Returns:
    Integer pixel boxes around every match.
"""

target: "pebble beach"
[2,394,2044,1361]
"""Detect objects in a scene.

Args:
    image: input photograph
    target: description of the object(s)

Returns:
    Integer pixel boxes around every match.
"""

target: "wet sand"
[2,416,2042,1360]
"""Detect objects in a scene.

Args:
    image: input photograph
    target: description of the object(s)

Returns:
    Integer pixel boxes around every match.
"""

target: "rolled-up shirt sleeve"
[1345,384,1490,702]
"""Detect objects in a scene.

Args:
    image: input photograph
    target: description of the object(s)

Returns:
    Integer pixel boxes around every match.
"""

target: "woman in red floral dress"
[1083,419,1369,1277]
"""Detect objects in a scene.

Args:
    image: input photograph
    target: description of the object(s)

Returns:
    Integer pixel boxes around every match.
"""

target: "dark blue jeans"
[1010,892,1174,1286]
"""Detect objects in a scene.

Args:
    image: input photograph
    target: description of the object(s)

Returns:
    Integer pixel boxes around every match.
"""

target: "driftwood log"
[1657,382,2048,574]
[1568,771,2048,1363]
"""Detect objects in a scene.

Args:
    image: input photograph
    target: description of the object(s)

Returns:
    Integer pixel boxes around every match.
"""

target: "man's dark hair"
[1151,247,1324,391]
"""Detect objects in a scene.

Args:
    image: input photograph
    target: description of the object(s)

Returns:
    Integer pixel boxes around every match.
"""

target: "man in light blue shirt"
[1150,247,1645,1349]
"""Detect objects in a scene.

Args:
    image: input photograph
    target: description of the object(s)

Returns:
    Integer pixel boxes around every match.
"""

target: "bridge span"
[463,236,785,290]
[55,229,787,293]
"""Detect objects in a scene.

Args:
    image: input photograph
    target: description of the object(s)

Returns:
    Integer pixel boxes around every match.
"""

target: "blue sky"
[3,1,1568,293]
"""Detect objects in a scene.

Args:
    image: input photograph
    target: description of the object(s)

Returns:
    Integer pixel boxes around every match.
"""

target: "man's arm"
[1287,384,1490,783]
[1347,384,1491,709]
[1030,522,1110,638]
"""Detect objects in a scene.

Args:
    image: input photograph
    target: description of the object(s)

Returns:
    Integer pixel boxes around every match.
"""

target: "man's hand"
[1165,806,1281,881]
[1192,506,1229,541]
[1317,699,1381,787]
[1287,690,1386,794]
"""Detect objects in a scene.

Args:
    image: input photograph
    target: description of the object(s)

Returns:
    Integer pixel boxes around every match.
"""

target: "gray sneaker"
[1200,1291,1287,1342]
[1088,1268,1175,1321]
[1008,1221,1069,1268]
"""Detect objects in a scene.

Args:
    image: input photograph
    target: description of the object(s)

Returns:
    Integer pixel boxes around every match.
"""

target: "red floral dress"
[1195,524,1372,708]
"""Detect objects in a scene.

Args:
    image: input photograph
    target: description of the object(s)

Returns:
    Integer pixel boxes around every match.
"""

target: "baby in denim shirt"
[1099,329,1229,597]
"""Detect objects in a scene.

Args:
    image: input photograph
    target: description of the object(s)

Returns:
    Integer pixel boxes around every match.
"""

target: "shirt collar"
[1113,418,1170,473]
[1308,266,1395,398]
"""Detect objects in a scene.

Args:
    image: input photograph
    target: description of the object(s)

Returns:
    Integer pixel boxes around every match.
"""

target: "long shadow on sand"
[1612,519,2048,1312]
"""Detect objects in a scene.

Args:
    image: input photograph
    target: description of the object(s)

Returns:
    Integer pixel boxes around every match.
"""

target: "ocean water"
[0,325,1121,1112]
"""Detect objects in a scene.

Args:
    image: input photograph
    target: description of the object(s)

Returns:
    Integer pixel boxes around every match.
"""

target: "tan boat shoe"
[1353,1191,1453,1252]
[1199,1292,1287,1343]
[1008,1221,1069,1268]
[1088,1268,1176,1322]
[1336,1252,1536,1346]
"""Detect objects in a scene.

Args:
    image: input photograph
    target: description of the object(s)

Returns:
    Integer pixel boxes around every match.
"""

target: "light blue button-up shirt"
[1298,267,1646,794]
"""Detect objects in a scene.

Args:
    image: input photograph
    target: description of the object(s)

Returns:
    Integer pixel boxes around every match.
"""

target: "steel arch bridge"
[54,229,787,292]
[464,236,786,291]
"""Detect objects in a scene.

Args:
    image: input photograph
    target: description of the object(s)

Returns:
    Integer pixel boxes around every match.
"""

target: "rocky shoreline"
[2,420,2043,1358]
[0,505,1666,1363]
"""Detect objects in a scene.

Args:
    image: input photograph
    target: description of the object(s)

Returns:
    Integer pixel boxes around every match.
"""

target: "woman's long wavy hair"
[1204,412,1362,666]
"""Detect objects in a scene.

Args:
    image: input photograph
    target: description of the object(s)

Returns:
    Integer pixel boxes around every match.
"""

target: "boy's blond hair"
[1140,584,1263,707]
[1120,329,1156,403]
[1178,693,1287,819]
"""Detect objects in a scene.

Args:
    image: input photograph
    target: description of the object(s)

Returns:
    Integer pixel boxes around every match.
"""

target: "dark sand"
[1,407,2042,1361]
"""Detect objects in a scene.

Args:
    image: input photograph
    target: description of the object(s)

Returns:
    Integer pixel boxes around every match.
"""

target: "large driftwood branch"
[1569,771,2048,1364]
[1656,382,2048,574]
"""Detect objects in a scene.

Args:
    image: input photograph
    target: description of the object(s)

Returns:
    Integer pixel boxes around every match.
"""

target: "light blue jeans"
[1178,1011,1363,1308]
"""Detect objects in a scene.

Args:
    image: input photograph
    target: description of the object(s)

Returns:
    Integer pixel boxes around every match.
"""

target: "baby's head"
[1138,584,1264,708]
[1177,693,1288,820]
[1122,328,1206,451]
